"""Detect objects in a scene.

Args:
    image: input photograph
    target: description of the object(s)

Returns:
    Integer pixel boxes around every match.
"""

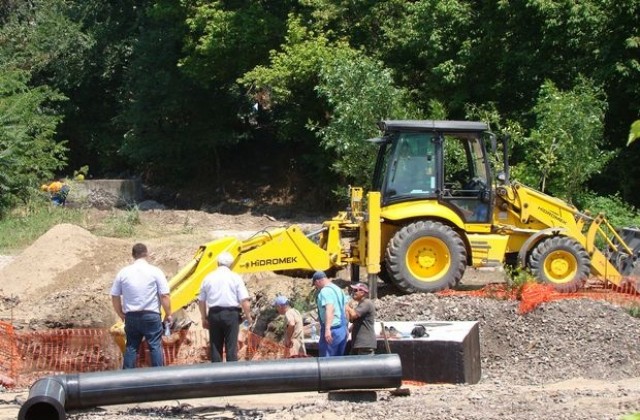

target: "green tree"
[628,120,640,146]
[315,52,421,188]
[118,0,293,183]
[517,78,612,201]
[179,0,290,87]
[239,19,352,200]
[0,0,93,86]
[0,69,67,214]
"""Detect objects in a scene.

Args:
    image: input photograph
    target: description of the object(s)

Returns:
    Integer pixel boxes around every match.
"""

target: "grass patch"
[0,202,84,253]
[94,207,141,238]
[504,265,535,297]
[627,305,640,319]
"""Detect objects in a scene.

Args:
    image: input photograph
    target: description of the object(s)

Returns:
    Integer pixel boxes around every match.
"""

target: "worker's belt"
[209,306,241,313]
[125,311,159,316]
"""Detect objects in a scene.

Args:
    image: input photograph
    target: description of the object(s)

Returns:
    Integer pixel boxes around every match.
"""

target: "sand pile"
[1,224,100,297]
[0,224,131,328]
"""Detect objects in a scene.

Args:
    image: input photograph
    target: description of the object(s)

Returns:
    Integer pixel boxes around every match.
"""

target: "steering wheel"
[464,177,487,191]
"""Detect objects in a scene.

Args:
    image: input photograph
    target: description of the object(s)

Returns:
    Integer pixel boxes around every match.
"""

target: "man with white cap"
[346,282,377,355]
[198,251,253,362]
[274,295,306,357]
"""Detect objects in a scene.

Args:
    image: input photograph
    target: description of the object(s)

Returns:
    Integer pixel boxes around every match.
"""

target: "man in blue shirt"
[312,271,348,357]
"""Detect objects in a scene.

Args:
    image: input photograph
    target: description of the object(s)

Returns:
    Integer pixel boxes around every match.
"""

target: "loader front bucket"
[616,227,640,276]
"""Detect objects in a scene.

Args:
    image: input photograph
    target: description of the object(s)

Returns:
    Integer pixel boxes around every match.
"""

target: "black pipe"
[19,354,402,420]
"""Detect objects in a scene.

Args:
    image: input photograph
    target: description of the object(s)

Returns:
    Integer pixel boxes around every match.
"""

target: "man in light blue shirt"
[111,243,172,368]
[313,271,348,357]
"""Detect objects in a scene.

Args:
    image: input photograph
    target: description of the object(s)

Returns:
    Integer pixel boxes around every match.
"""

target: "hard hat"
[40,184,48,191]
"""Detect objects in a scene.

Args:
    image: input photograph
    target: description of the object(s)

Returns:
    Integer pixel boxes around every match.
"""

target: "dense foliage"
[0,0,638,214]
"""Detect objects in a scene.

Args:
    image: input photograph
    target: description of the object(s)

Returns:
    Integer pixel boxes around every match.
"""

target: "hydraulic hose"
[19,354,402,420]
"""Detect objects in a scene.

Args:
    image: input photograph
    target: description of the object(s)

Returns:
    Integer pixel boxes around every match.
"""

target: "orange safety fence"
[0,324,293,388]
[438,277,640,314]
[0,321,19,387]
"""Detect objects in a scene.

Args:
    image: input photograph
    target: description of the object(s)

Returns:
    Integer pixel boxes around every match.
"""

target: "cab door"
[440,133,492,223]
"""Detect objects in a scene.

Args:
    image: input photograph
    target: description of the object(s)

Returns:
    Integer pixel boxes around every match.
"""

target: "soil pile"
[375,291,640,385]
[0,224,130,328]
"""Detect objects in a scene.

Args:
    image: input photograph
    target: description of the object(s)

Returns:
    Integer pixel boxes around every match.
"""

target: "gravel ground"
[375,291,640,386]
[16,290,637,420]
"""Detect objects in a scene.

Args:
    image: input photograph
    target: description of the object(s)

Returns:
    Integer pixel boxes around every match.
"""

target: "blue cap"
[273,296,289,306]
[312,271,327,283]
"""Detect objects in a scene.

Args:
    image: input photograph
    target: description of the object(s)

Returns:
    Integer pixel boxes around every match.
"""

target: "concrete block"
[305,320,480,385]
[70,179,143,207]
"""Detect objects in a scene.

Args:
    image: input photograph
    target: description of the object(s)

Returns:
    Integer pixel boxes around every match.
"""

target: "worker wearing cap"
[311,270,349,357]
[274,296,307,357]
[346,282,377,355]
[198,252,253,362]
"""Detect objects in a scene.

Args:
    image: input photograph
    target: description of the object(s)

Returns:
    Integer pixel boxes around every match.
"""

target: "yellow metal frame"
[497,182,629,285]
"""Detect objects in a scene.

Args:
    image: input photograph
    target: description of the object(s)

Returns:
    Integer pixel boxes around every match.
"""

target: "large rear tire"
[385,221,467,293]
[528,236,590,293]
[378,262,393,284]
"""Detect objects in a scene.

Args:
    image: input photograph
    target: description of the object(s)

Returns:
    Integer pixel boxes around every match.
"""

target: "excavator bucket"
[614,227,640,276]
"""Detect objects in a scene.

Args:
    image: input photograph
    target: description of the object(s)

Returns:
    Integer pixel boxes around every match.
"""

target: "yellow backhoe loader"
[112,120,640,348]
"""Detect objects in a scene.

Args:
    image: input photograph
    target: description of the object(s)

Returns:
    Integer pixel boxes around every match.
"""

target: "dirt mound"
[375,290,640,385]
[0,224,98,297]
[0,224,132,328]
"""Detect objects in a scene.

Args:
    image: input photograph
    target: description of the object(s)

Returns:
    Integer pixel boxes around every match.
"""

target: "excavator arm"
[168,224,342,312]
[111,189,383,352]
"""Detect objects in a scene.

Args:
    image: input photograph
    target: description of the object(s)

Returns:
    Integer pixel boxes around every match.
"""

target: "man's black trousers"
[207,307,241,362]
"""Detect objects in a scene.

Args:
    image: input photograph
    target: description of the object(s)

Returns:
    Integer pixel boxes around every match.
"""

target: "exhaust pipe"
[19,354,402,420]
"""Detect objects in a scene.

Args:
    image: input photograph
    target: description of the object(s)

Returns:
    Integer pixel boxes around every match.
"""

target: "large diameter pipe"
[19,354,402,420]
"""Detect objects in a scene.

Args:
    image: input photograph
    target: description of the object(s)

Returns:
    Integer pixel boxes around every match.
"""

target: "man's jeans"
[318,324,348,357]
[124,311,164,368]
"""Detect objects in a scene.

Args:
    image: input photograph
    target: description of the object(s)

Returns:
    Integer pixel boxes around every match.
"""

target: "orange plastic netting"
[1,282,638,388]
[0,325,295,387]
[437,280,640,314]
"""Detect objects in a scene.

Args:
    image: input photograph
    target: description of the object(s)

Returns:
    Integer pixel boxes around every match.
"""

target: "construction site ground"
[1,208,640,420]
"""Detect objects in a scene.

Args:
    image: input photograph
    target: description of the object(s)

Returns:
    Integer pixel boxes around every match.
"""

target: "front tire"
[528,236,590,293]
[385,221,467,293]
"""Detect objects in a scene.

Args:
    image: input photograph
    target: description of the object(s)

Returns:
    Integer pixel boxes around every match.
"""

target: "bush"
[577,192,640,229]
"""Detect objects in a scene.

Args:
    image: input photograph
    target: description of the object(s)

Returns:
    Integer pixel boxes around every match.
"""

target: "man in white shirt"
[111,243,172,368]
[198,252,253,362]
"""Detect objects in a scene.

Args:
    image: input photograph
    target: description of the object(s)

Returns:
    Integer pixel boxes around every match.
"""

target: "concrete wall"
[69,179,143,208]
